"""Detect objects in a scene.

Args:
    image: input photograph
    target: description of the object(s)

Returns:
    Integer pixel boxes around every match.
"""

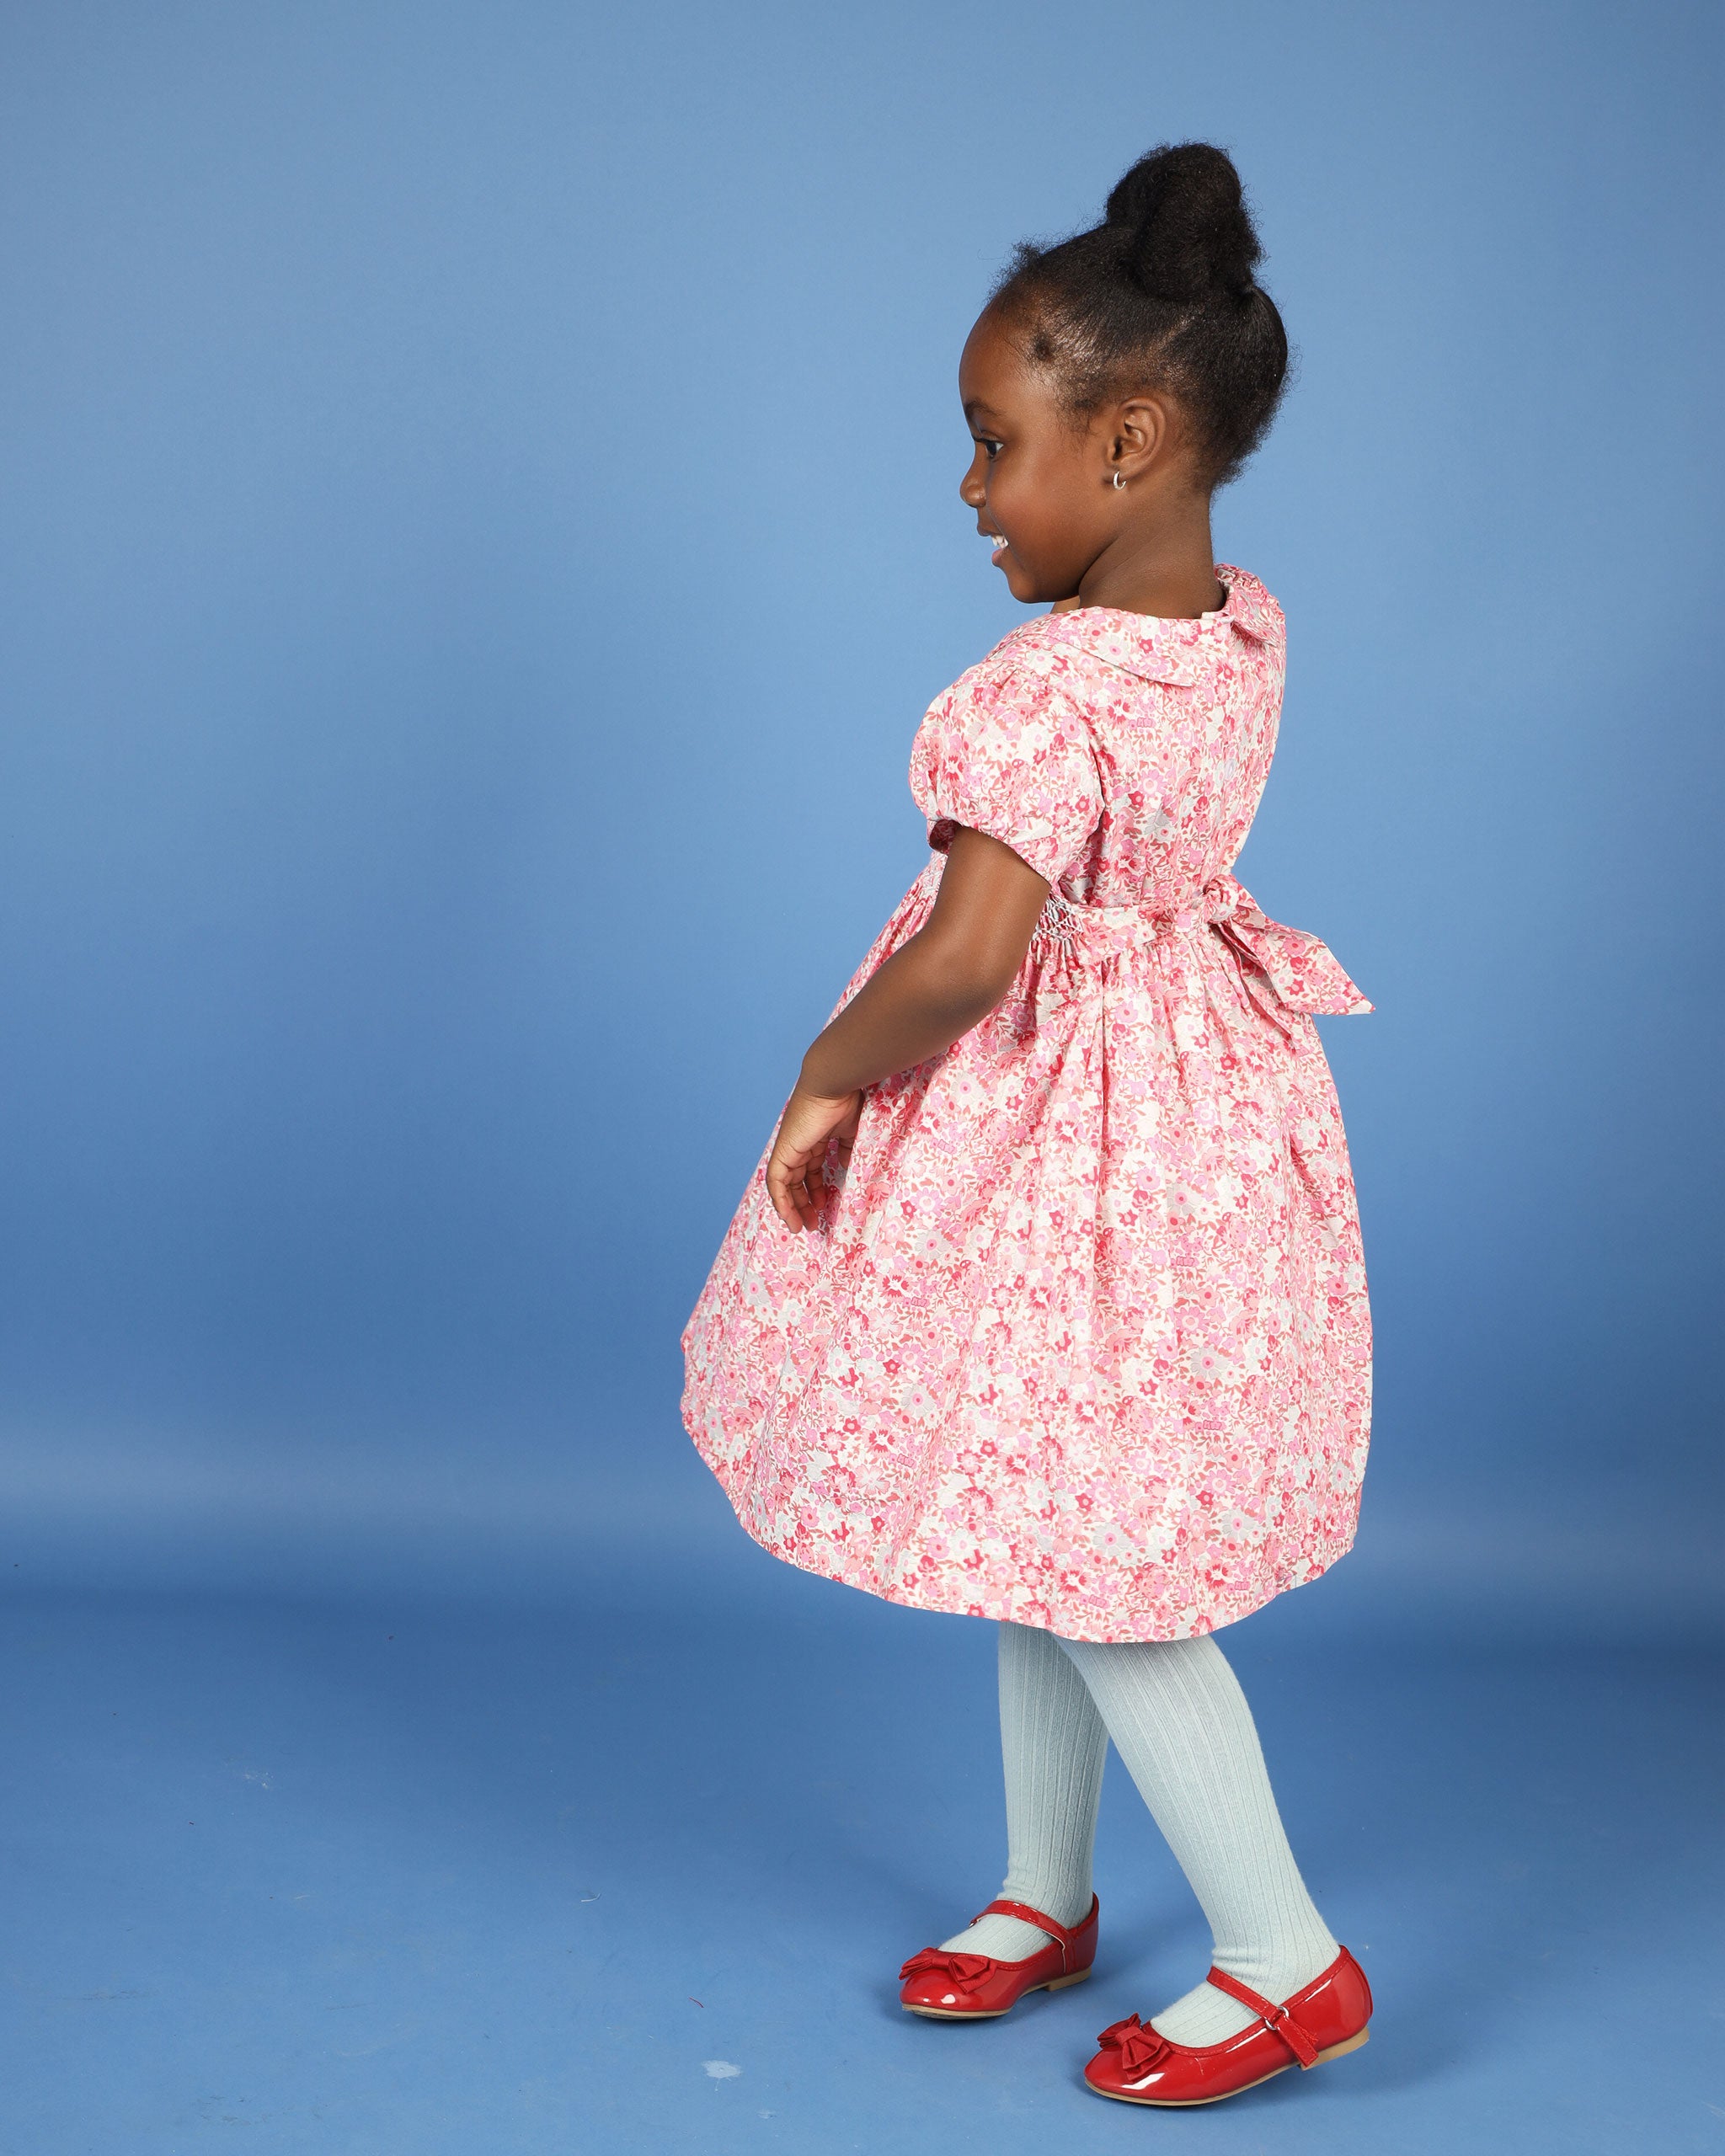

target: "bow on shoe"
[1096,2014,1171,2076]
[897,1948,997,1991]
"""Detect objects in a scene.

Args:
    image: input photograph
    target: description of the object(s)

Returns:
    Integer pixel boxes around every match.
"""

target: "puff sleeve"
[907,659,1103,889]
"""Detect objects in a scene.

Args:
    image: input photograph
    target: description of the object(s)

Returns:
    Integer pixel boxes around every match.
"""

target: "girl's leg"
[940,1619,1108,1961]
[1058,1632,1339,2045]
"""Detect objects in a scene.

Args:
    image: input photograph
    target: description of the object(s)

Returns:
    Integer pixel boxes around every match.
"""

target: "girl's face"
[958,304,1192,608]
[959,306,1122,605]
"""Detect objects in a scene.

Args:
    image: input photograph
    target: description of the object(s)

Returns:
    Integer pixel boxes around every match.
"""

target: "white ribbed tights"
[939,1620,1339,2045]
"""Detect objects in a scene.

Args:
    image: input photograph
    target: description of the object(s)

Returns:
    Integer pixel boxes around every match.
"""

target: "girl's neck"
[1075,493,1223,620]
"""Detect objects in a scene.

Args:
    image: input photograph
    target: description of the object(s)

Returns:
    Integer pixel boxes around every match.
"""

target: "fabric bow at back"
[1040,871,1372,1021]
[1204,873,1372,1017]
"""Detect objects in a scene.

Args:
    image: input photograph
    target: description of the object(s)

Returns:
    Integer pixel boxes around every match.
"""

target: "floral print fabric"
[681,569,1372,1642]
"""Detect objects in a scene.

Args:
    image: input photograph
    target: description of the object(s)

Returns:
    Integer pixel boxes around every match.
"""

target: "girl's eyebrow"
[964,398,1003,424]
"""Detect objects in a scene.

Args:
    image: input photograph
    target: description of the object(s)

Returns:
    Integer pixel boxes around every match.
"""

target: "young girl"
[681,141,1375,2109]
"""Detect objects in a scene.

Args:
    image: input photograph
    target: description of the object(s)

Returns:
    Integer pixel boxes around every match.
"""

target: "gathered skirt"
[681,856,1372,1643]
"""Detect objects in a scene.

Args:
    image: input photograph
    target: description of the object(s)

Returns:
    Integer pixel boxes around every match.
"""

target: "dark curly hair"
[992,143,1290,488]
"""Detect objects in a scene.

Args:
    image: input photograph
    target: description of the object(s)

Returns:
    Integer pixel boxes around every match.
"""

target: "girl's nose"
[959,462,985,507]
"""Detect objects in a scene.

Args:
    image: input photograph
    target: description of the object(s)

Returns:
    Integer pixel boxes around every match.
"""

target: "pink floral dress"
[681,568,1372,1643]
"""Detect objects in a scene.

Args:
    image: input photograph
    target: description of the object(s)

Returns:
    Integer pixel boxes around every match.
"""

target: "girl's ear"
[1108,393,1172,483]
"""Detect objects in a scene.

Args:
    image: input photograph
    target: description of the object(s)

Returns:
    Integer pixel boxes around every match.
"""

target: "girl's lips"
[982,531,1010,561]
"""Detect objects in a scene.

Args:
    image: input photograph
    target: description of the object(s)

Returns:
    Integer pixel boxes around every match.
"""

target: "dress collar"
[1018,565,1281,687]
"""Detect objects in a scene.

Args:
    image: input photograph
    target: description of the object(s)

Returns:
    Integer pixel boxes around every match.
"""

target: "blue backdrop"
[3,0,1716,1620]
[1,7,1721,2151]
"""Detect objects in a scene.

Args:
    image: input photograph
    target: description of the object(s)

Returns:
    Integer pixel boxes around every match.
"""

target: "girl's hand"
[764,830,1046,1234]
[766,1085,862,1232]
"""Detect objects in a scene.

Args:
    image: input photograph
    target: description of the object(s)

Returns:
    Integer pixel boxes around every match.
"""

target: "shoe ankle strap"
[1204,1966,1322,2068]
[974,1893,1097,1971]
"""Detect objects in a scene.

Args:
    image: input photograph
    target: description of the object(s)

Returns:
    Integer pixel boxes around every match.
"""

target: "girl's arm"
[766,826,1050,1230]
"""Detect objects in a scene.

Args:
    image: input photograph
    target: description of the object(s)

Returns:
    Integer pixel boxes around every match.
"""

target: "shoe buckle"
[1260,1999,1320,2068]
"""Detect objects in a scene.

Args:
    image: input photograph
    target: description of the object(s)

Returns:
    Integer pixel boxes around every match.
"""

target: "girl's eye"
[981,438,1002,460]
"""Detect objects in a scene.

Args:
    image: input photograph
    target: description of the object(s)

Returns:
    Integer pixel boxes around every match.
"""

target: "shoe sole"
[903,1968,1093,2020]
[1087,2025,1369,2105]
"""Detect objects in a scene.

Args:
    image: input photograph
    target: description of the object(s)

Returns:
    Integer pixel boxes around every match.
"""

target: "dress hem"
[685,1404,1358,1646]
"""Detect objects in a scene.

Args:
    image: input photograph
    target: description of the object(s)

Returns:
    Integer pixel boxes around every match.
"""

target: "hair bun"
[1103,142,1262,302]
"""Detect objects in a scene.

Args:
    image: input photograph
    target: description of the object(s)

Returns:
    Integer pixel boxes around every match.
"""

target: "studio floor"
[3,1540,1721,2155]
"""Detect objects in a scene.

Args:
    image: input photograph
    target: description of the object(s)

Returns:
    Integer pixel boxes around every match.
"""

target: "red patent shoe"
[898,1895,1099,2020]
[1083,1946,1372,2105]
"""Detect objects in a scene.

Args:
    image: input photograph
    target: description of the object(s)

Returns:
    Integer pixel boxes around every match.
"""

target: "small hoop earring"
[1112,471,1125,491]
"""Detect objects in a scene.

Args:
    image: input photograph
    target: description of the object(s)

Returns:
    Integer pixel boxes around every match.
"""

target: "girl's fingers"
[793,1172,820,1229]
[766,1087,860,1231]
[767,1138,822,1231]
